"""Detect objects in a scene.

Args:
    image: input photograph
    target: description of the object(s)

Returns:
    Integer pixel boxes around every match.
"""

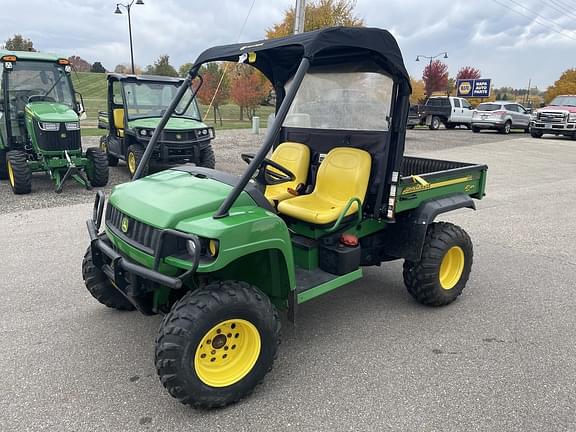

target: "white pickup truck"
[419,96,474,130]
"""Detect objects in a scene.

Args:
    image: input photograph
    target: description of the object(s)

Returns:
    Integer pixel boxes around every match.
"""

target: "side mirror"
[540,102,545,108]
[75,91,87,120]
[468,106,473,110]
[525,108,532,114]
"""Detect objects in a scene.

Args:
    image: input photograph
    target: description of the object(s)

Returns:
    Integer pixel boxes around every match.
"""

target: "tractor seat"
[277,147,371,225]
[264,142,310,204]
[113,108,125,138]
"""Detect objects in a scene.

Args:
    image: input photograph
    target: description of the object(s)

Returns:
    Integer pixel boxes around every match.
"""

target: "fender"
[381,193,476,262]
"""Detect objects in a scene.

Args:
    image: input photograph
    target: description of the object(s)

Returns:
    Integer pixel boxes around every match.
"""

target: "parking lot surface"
[1,131,575,431]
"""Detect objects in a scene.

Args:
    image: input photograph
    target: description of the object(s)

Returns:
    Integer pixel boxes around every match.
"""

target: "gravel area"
[0,127,557,215]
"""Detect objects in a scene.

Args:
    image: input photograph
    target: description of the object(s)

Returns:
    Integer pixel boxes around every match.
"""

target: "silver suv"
[471,101,531,134]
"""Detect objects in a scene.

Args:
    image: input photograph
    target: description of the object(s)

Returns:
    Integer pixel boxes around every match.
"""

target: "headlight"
[568,113,576,122]
[139,129,148,136]
[39,122,59,131]
[186,239,197,256]
[65,122,80,130]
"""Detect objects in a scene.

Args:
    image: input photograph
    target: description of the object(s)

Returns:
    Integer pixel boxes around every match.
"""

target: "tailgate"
[395,156,487,213]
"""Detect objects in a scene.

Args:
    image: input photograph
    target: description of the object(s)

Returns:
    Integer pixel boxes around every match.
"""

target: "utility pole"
[294,0,306,34]
[525,78,532,106]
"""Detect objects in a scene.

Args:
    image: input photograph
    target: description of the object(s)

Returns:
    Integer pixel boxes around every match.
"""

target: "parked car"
[419,96,473,130]
[407,104,422,128]
[471,101,531,134]
[530,95,576,139]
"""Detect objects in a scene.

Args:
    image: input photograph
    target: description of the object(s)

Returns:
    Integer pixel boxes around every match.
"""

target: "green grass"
[72,72,274,132]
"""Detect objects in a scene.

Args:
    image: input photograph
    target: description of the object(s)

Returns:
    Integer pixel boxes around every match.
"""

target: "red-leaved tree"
[197,63,229,126]
[456,66,481,80]
[229,65,269,120]
[68,55,91,72]
[423,60,449,98]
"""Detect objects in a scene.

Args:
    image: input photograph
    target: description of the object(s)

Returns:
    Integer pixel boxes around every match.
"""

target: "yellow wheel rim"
[194,319,261,387]
[7,160,15,187]
[100,140,107,152]
[127,152,136,175]
[439,246,465,290]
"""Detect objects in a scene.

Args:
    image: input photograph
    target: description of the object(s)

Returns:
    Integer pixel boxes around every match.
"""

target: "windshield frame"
[120,79,202,121]
[549,96,576,107]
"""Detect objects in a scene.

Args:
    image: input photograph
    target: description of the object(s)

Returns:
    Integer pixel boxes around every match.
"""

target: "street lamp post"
[416,52,448,97]
[115,0,144,74]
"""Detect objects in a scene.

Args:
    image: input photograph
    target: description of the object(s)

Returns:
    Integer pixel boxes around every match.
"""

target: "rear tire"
[126,144,148,178]
[0,149,8,180]
[81,246,135,310]
[6,150,32,195]
[472,126,480,133]
[499,121,511,134]
[429,116,441,130]
[530,130,543,138]
[86,147,109,187]
[100,136,118,167]
[155,280,280,409]
[403,222,473,306]
[199,145,216,169]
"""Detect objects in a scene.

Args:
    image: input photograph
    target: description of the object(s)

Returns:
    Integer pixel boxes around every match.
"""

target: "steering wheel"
[241,153,295,186]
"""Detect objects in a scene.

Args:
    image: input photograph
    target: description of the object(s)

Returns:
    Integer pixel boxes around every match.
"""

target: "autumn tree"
[4,34,36,51]
[197,63,230,126]
[178,62,194,78]
[229,65,270,121]
[68,55,91,72]
[90,62,106,73]
[410,77,425,104]
[146,55,178,77]
[545,69,576,103]
[456,66,481,80]
[114,63,142,74]
[422,60,449,98]
[266,0,363,38]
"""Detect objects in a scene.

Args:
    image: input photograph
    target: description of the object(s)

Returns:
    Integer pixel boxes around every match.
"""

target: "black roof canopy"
[107,73,184,84]
[193,27,410,90]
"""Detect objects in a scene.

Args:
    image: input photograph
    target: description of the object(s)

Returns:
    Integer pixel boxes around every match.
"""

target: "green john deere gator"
[0,51,108,194]
[83,27,488,408]
[98,74,215,178]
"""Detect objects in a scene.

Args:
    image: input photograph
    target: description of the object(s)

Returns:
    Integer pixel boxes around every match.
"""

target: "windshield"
[283,68,393,131]
[477,103,501,111]
[549,96,576,106]
[7,61,75,113]
[122,81,201,120]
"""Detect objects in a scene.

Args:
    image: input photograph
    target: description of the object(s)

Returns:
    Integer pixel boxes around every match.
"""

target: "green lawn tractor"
[97,74,215,178]
[0,51,108,194]
[83,28,488,409]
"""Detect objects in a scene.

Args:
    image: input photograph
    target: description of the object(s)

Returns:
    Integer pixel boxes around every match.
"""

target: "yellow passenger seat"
[277,147,371,225]
[113,108,125,138]
[264,142,310,204]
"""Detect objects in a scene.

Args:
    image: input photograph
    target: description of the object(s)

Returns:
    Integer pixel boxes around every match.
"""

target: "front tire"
[126,144,147,178]
[100,136,118,167]
[81,246,135,310]
[199,145,216,169]
[530,130,543,138]
[403,222,473,306]
[429,116,441,130]
[6,150,32,195]
[155,280,280,409]
[86,147,109,187]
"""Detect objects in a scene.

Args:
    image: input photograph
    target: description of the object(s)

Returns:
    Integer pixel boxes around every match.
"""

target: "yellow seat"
[264,142,310,204]
[113,108,125,137]
[277,147,371,225]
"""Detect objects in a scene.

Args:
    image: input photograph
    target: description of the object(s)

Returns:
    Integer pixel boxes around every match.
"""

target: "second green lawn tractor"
[83,27,488,409]
[0,51,108,194]
[97,74,215,178]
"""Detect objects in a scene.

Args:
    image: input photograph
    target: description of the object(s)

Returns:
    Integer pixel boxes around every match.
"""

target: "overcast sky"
[1,0,576,90]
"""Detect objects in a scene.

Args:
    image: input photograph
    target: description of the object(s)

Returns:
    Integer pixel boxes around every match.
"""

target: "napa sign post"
[456,79,492,98]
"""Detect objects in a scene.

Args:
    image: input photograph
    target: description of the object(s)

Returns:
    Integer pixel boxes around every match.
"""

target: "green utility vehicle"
[98,74,215,177]
[0,51,108,194]
[83,28,488,408]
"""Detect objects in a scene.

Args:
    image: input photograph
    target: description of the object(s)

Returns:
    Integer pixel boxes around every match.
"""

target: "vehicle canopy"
[137,27,412,220]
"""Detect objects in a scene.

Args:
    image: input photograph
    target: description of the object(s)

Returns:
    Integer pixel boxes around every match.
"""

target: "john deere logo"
[458,81,472,96]
[121,216,129,233]
[175,133,182,140]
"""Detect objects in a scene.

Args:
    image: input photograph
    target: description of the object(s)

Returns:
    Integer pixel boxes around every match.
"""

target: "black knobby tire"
[6,150,32,195]
[155,280,281,409]
[100,136,118,166]
[530,130,543,138]
[0,149,8,180]
[126,144,148,178]
[429,116,441,130]
[198,144,216,169]
[403,222,473,307]
[499,121,512,135]
[81,246,135,310]
[86,147,109,187]
[471,126,480,133]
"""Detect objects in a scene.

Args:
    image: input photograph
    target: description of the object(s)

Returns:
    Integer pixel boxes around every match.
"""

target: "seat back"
[264,142,310,202]
[315,147,372,204]
[113,108,125,130]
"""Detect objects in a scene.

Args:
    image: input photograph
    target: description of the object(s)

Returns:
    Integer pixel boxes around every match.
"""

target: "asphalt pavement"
[0,131,575,431]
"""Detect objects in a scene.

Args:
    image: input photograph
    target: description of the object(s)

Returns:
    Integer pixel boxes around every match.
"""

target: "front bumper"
[530,121,576,134]
[88,192,200,297]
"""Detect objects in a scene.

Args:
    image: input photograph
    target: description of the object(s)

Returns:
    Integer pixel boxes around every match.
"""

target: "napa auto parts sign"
[457,79,492,97]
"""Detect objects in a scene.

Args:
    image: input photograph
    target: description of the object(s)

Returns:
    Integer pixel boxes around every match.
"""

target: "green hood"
[25,101,79,122]
[108,169,255,228]
[127,117,207,131]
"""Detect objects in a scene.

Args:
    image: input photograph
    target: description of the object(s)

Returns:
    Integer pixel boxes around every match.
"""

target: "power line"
[546,0,576,21]
[506,0,576,37]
